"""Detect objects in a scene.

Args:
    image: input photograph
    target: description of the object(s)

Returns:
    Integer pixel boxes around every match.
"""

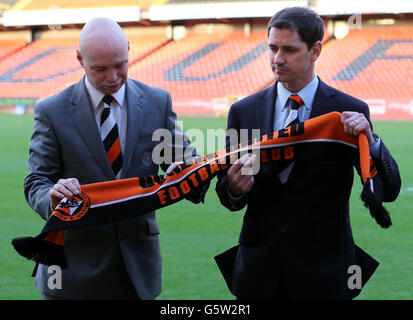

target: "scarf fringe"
[11,236,68,268]
[361,178,392,228]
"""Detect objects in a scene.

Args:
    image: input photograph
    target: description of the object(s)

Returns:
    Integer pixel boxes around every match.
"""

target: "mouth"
[273,66,288,74]
[104,83,121,91]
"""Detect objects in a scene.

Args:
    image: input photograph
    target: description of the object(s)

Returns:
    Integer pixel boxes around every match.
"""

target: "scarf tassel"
[11,231,68,268]
[360,178,392,229]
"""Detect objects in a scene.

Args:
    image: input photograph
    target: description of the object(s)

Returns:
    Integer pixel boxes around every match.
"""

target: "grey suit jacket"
[24,77,194,299]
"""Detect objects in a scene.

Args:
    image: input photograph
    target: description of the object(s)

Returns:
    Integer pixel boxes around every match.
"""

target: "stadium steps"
[0,39,29,61]
[317,28,413,119]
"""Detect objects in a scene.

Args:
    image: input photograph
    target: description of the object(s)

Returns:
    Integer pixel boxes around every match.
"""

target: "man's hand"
[164,161,185,178]
[341,111,376,145]
[227,153,256,197]
[49,178,81,210]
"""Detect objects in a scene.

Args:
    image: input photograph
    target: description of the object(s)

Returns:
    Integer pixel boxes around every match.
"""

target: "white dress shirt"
[273,74,319,131]
[275,75,318,183]
[84,76,127,154]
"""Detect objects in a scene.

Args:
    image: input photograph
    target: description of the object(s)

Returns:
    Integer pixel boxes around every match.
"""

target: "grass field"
[0,113,411,300]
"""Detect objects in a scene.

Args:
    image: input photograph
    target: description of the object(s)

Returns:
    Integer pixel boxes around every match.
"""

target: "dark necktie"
[100,95,123,178]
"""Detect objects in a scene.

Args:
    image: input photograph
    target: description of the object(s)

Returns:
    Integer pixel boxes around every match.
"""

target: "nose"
[105,68,118,83]
[273,51,285,65]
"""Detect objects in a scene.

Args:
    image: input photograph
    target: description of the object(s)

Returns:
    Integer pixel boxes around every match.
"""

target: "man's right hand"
[49,178,81,210]
[227,153,256,197]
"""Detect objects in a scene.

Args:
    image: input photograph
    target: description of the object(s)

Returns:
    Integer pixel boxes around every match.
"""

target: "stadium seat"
[0,39,27,60]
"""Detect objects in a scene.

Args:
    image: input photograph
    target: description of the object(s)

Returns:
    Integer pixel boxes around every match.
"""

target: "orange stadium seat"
[0,39,27,60]
[317,28,413,119]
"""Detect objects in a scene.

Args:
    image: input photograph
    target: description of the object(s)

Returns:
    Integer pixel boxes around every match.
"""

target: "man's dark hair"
[267,7,324,50]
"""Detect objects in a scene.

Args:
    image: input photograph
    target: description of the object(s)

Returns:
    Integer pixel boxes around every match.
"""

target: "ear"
[310,41,322,62]
[76,49,84,67]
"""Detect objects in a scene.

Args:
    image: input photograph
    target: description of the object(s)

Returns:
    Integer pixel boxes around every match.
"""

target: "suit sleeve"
[370,138,401,202]
[24,103,62,220]
[215,104,249,212]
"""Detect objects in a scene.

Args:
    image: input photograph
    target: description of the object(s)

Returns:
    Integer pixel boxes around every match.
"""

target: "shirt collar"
[278,74,319,111]
[84,76,126,110]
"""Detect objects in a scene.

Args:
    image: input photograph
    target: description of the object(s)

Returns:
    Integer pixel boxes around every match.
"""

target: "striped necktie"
[278,94,304,183]
[284,94,304,127]
[100,95,123,178]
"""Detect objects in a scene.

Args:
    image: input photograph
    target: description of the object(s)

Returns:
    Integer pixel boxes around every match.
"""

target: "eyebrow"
[269,43,299,49]
[90,59,128,69]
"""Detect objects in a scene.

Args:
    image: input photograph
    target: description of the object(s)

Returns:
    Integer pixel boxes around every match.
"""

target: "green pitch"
[0,114,411,300]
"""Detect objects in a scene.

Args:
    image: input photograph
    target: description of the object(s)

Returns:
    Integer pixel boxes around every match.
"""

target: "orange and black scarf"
[12,112,391,268]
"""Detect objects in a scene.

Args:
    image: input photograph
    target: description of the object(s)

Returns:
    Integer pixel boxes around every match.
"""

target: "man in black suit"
[215,7,401,299]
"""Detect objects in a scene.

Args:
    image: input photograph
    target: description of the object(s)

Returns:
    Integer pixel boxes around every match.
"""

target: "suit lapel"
[121,80,145,178]
[310,78,337,119]
[254,83,280,184]
[68,77,115,179]
[255,83,277,134]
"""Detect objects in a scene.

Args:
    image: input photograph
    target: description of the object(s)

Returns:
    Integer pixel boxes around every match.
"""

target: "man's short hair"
[267,7,324,50]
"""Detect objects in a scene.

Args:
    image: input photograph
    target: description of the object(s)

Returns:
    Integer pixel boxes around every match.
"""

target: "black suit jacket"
[215,79,401,299]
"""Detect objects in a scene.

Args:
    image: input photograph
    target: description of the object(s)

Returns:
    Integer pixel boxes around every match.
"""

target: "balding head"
[79,17,128,57]
[77,17,129,95]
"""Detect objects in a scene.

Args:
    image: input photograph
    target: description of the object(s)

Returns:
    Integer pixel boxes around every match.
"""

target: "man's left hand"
[341,111,376,146]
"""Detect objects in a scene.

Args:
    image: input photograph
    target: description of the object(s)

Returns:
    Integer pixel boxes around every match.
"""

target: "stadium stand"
[0,31,28,60]
[129,30,273,114]
[0,1,412,119]
[0,27,168,99]
[1,26,413,118]
[317,28,413,120]
[0,30,82,99]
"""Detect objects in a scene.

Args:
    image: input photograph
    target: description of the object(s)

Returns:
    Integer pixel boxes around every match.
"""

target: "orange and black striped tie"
[284,94,304,127]
[100,95,123,178]
[278,94,304,183]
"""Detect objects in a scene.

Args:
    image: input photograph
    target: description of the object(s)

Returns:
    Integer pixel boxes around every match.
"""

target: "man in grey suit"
[24,17,206,299]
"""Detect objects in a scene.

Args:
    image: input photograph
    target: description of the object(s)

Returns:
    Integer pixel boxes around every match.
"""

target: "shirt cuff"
[369,132,381,158]
[226,184,246,202]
